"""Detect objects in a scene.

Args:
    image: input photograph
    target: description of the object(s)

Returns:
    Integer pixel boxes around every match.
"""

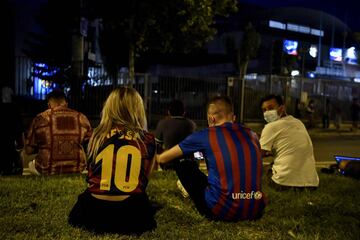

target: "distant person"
[1,86,14,103]
[158,96,266,221]
[350,97,360,131]
[305,99,315,128]
[294,98,302,119]
[0,86,24,175]
[24,89,92,175]
[334,105,342,130]
[322,98,331,129]
[259,94,319,191]
[155,99,196,169]
[68,87,157,234]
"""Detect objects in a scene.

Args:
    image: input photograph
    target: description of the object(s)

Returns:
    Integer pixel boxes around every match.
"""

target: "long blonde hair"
[88,87,147,159]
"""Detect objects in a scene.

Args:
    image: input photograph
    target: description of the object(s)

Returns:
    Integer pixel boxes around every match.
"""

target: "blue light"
[307,72,315,78]
[283,40,298,55]
[32,62,61,99]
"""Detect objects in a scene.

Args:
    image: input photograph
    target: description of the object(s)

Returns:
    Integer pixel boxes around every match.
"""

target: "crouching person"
[158,96,266,221]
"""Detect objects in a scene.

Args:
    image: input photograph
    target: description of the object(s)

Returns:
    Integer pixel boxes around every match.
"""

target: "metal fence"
[14,57,360,128]
[77,74,360,128]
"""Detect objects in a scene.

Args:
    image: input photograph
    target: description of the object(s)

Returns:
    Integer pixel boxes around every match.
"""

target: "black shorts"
[68,190,156,234]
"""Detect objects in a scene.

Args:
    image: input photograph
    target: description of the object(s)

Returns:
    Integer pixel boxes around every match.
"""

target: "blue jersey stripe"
[178,123,265,221]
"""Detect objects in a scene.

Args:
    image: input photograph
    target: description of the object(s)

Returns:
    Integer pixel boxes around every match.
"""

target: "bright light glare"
[291,70,300,76]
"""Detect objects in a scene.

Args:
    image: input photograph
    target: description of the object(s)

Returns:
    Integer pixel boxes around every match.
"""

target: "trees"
[223,23,261,122]
[85,0,238,85]
[237,23,261,82]
[23,0,238,99]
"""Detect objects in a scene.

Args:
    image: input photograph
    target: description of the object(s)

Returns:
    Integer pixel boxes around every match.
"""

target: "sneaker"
[177,180,189,198]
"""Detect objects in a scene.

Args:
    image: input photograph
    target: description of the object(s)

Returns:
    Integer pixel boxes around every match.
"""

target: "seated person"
[155,99,196,169]
[259,94,319,190]
[68,87,157,234]
[158,96,266,221]
[322,160,360,180]
[24,89,92,175]
[339,160,360,179]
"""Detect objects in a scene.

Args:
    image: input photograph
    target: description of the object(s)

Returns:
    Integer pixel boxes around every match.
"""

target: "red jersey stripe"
[208,127,228,216]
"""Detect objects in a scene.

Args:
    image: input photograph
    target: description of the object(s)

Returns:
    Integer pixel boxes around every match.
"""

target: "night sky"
[9,0,360,56]
[240,0,360,32]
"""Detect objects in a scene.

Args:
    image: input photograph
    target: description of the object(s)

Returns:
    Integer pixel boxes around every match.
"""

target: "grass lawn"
[0,170,359,240]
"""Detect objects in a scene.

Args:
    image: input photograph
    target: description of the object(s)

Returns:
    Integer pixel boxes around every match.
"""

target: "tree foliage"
[84,0,238,83]
[23,0,80,68]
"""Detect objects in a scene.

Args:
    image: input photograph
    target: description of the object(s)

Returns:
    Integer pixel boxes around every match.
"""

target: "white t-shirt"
[260,115,319,187]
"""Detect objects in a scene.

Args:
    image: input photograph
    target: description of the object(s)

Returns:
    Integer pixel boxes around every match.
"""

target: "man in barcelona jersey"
[158,96,266,221]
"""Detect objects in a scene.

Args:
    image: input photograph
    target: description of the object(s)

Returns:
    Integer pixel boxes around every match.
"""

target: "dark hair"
[260,94,284,107]
[168,99,185,116]
[46,89,67,102]
[208,95,234,113]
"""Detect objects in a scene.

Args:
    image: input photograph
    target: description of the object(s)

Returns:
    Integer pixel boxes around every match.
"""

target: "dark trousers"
[68,191,156,234]
[174,160,213,218]
[264,164,317,191]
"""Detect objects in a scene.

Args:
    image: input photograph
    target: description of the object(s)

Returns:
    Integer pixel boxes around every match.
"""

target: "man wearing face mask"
[259,94,319,190]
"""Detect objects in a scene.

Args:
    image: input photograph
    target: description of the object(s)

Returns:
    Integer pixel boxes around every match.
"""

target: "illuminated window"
[269,20,286,30]
[329,48,342,62]
[283,40,298,55]
[311,29,324,37]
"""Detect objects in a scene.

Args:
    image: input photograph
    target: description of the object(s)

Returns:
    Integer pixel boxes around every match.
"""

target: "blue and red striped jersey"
[87,128,156,196]
[179,122,265,221]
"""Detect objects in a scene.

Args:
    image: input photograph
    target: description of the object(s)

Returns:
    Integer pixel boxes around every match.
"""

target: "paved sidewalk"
[245,122,360,138]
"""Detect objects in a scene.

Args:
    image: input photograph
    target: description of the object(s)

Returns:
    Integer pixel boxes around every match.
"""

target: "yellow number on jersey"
[95,144,142,192]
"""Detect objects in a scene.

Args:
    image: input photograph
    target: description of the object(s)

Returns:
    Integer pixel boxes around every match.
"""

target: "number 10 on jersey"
[95,144,141,192]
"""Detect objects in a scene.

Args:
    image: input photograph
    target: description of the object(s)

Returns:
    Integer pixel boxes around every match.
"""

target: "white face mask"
[263,109,280,123]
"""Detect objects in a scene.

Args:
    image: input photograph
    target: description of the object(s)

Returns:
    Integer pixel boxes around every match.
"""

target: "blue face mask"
[263,110,280,123]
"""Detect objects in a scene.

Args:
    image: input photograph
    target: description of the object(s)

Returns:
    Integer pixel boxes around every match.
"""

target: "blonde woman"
[69,87,157,234]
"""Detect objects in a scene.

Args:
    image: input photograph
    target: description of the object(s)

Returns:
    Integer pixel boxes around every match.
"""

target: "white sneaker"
[177,180,189,198]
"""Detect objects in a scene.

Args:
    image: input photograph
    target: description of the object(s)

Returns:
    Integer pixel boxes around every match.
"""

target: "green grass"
[0,171,359,240]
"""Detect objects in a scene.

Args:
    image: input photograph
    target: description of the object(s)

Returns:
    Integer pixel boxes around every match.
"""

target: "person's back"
[87,128,155,196]
[156,99,196,150]
[25,89,92,174]
[156,117,195,149]
[159,96,266,221]
[69,87,157,234]
[260,94,319,189]
[261,115,318,186]
[181,122,265,220]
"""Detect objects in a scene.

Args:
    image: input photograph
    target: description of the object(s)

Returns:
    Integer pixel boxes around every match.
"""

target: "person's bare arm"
[158,145,183,164]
